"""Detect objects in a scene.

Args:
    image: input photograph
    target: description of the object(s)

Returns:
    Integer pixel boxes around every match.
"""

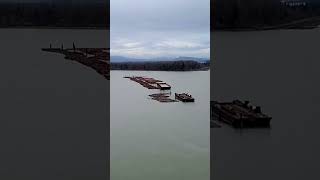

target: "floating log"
[148,93,170,98]
[152,97,178,103]
[148,93,177,103]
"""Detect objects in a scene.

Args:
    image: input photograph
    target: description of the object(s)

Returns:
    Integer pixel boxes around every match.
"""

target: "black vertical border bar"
[106,0,110,179]
[210,0,214,179]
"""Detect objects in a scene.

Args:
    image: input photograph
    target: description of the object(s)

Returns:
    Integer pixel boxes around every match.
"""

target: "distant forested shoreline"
[2,0,320,30]
[212,0,320,30]
[0,2,109,29]
[111,61,210,71]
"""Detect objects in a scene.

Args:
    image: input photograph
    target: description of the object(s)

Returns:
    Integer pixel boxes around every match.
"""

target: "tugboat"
[211,100,271,128]
[175,93,195,102]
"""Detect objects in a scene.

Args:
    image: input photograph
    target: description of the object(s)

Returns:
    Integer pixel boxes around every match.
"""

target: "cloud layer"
[111,0,210,59]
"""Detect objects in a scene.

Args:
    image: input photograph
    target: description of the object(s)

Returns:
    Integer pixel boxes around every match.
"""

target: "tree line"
[212,0,320,30]
[111,61,210,71]
[0,2,109,28]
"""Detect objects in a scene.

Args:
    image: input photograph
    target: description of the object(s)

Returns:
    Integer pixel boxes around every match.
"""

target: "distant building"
[280,0,308,7]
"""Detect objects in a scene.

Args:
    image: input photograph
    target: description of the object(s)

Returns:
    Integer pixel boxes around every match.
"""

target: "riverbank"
[111,61,210,71]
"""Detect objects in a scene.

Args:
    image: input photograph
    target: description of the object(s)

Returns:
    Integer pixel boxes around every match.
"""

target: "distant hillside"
[111,56,146,62]
[111,56,209,63]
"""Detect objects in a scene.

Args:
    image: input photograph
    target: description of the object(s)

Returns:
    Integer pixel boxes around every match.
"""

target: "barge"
[175,93,195,102]
[42,45,109,80]
[126,76,171,90]
[211,100,271,128]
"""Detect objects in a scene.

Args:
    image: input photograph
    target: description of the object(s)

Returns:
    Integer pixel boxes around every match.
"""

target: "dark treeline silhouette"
[0,2,109,28]
[111,61,210,71]
[212,0,320,30]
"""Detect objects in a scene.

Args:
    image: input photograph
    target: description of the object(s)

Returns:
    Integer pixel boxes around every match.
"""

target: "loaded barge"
[124,76,195,103]
[211,100,271,128]
[42,44,109,80]
[127,76,171,90]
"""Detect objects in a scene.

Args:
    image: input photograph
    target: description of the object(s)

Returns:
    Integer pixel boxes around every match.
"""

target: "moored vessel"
[211,100,271,128]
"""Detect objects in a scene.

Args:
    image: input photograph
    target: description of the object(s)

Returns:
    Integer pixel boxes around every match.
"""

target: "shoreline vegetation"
[0,2,109,29]
[111,60,210,71]
[212,0,320,31]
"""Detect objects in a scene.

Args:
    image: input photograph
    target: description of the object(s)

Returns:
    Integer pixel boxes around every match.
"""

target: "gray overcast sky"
[111,0,210,59]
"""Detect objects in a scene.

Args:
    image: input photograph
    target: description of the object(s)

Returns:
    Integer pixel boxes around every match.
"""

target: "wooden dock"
[211,100,271,128]
[42,45,109,80]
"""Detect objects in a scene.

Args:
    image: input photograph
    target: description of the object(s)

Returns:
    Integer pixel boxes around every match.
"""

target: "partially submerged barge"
[42,44,109,80]
[211,100,271,128]
[175,93,195,102]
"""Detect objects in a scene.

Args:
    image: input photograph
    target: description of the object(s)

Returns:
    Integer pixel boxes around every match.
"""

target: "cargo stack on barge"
[211,100,271,128]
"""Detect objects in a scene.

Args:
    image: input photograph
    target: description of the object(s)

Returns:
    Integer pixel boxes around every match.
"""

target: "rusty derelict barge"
[175,93,195,102]
[211,100,271,128]
[42,43,110,80]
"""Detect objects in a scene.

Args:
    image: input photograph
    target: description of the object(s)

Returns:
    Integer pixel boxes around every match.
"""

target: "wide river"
[111,70,210,180]
[0,29,109,179]
[212,29,320,179]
